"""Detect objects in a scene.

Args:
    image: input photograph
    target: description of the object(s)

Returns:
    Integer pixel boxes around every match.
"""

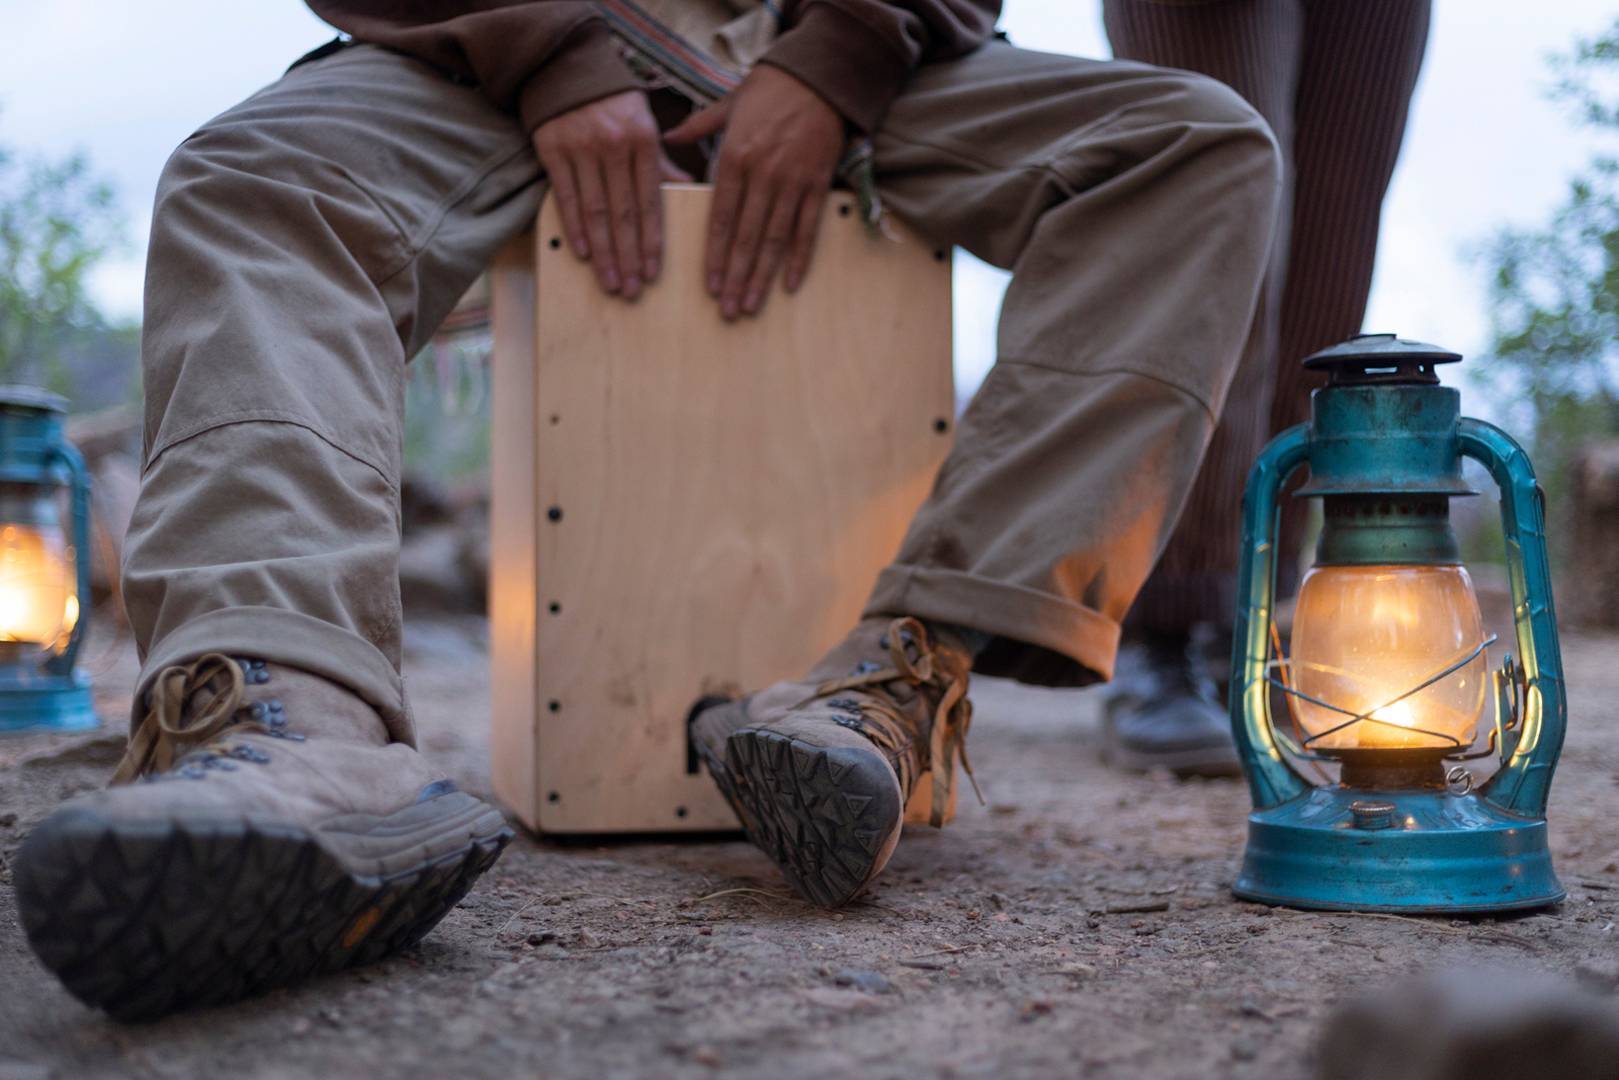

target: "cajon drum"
[488,184,953,833]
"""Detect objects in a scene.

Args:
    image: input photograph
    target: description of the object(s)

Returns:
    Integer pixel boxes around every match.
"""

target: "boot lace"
[806,616,982,827]
[110,653,274,785]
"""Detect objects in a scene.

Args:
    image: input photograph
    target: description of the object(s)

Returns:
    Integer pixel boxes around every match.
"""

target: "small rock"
[832,969,893,995]
[1019,1000,1054,1023]
[0,812,16,828]
[289,1017,313,1036]
[1576,960,1619,993]
[1319,967,1619,1080]
[1230,1038,1259,1062]
[526,930,557,947]
[690,1046,722,1068]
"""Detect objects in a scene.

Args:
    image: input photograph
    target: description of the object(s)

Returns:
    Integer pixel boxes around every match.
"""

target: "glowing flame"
[1370,699,1417,730]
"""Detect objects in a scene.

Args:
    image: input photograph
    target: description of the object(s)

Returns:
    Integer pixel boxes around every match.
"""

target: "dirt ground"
[3,614,1618,1080]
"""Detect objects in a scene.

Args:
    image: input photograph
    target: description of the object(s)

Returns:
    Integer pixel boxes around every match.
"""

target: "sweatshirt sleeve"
[759,0,1001,133]
[305,1,641,132]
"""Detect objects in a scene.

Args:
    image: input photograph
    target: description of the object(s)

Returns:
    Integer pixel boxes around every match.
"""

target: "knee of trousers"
[150,123,410,298]
[1173,70,1284,198]
[141,132,410,483]
[1068,66,1283,202]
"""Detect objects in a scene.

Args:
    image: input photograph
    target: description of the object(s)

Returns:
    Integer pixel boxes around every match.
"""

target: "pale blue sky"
[5,1,1617,416]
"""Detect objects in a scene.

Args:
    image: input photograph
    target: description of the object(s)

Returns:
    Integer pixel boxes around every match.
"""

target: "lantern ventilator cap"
[1303,333,1462,386]
[0,387,68,415]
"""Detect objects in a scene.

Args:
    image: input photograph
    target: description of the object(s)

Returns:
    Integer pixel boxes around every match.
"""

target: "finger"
[633,140,663,283]
[720,173,773,320]
[604,142,644,299]
[705,152,745,298]
[664,100,730,144]
[540,148,590,259]
[741,184,800,315]
[784,187,826,294]
[576,155,620,295]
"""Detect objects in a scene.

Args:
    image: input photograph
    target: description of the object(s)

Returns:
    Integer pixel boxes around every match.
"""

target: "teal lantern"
[1230,335,1565,913]
[0,388,96,734]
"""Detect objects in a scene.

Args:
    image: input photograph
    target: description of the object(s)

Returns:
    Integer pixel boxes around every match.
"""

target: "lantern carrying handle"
[42,437,91,679]
[1229,422,1313,810]
[1458,418,1566,818]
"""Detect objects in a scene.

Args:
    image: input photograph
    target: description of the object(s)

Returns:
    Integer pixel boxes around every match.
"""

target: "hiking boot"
[1101,630,1241,777]
[691,616,978,908]
[12,654,511,1021]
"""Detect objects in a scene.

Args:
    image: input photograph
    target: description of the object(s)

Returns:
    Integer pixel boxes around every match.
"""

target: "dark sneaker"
[1101,631,1241,777]
[691,616,977,908]
[12,654,511,1021]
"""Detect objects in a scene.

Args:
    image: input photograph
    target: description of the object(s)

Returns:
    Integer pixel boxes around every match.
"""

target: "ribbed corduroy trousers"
[1104,0,1432,632]
[121,39,1282,733]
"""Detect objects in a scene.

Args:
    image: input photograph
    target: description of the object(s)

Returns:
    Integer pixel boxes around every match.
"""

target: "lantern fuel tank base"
[0,674,97,734]
[1233,787,1565,914]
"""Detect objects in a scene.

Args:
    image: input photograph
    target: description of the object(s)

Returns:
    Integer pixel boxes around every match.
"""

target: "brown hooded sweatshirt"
[304,0,1002,136]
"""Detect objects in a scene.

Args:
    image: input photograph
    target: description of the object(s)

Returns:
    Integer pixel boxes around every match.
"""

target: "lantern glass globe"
[1288,564,1487,751]
[0,521,76,649]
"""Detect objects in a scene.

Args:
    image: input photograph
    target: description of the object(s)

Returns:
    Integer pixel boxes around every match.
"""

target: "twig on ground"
[691,886,795,905]
[493,897,543,938]
[905,944,972,960]
[1322,911,1542,952]
[1092,900,1172,915]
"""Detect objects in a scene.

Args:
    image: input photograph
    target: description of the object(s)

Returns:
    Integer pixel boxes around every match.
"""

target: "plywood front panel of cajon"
[495,184,952,833]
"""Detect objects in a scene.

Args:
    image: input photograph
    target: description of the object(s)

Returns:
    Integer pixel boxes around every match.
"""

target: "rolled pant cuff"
[863,564,1122,683]
[132,606,411,746]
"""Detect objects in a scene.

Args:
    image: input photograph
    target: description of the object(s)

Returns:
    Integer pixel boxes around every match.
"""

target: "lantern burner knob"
[1303,333,1462,387]
[1348,800,1398,831]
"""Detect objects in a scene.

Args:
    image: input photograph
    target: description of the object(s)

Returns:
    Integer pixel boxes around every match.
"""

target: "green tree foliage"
[0,122,130,397]
[1475,23,1619,507]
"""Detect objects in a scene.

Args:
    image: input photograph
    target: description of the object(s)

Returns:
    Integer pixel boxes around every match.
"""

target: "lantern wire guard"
[1264,629,1498,758]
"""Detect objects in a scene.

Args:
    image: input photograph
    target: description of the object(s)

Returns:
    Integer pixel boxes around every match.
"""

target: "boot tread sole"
[13,791,511,1022]
[716,729,901,909]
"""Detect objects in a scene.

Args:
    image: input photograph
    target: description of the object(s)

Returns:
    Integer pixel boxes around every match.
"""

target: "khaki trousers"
[122,40,1280,738]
